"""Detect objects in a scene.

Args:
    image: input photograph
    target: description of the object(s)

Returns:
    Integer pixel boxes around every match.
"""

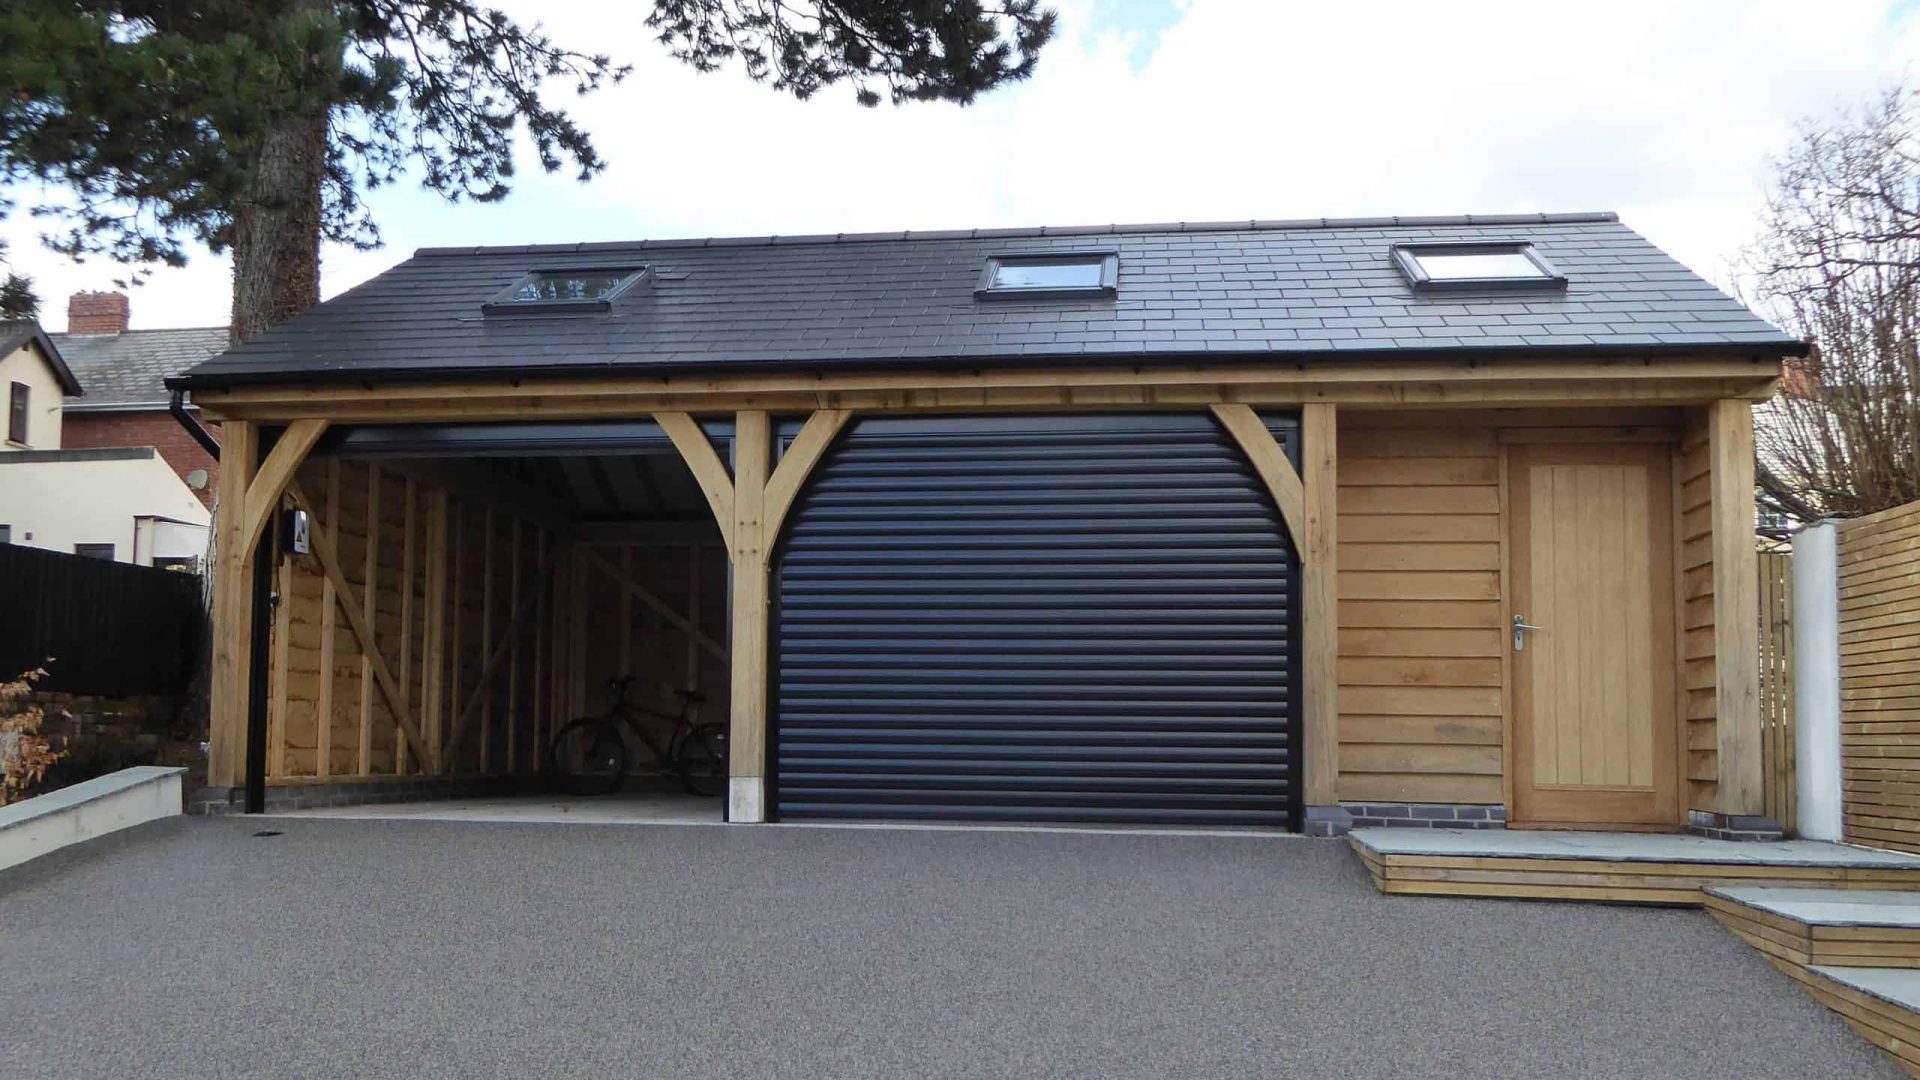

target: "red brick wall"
[62,410,219,508]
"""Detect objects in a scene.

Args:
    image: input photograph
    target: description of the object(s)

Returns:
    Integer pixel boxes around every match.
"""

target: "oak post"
[1301,403,1340,812]
[728,410,772,822]
[208,421,259,789]
[1710,399,1763,817]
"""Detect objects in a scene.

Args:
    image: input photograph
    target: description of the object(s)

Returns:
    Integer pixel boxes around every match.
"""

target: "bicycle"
[549,676,728,797]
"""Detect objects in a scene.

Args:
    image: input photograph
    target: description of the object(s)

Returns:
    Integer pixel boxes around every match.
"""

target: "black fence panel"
[0,545,204,695]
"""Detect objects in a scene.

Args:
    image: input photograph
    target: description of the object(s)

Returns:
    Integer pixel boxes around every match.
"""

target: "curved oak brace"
[240,419,330,557]
[763,409,851,544]
[654,411,735,553]
[1210,403,1306,548]
[1212,402,1339,810]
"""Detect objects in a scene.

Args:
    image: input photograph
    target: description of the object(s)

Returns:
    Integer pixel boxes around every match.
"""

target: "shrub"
[1,667,68,804]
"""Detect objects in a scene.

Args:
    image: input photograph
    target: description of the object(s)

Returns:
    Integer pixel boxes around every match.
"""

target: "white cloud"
[6,0,1918,330]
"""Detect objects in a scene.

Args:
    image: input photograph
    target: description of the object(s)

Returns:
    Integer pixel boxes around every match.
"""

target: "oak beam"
[1709,399,1763,816]
[1301,403,1340,809]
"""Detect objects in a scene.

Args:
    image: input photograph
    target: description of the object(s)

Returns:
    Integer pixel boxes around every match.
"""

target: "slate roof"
[55,327,229,409]
[1,320,82,395]
[174,212,1801,389]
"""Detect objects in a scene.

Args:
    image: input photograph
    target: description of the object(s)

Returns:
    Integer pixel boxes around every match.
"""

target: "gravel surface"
[0,816,1899,1079]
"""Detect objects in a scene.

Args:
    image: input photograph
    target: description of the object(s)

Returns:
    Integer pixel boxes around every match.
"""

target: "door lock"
[1513,614,1543,651]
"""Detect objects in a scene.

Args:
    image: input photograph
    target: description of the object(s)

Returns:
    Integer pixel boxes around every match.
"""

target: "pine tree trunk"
[227,113,327,343]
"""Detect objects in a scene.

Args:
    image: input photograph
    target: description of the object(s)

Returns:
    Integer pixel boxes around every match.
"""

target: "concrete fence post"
[1792,521,1843,842]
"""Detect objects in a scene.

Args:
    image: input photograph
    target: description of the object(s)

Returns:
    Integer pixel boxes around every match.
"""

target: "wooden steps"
[1706,887,1920,968]
[1767,963,1920,1078]
[1350,828,1920,905]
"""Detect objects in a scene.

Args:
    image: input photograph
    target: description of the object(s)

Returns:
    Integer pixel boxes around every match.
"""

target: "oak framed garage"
[172,212,1799,836]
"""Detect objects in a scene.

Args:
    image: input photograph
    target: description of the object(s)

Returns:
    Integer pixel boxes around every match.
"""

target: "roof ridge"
[53,326,228,336]
[411,211,1623,258]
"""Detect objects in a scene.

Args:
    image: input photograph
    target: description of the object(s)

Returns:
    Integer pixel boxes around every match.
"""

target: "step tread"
[1350,828,1920,869]
[1811,966,1920,1014]
[1708,886,1920,928]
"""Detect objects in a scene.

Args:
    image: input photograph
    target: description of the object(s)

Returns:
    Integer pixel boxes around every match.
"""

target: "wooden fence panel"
[1757,550,1794,833]
[0,544,205,695]
[1836,501,1920,854]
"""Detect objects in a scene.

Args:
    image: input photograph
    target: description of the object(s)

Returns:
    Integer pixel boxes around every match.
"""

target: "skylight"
[1391,242,1565,291]
[482,267,649,314]
[977,253,1118,299]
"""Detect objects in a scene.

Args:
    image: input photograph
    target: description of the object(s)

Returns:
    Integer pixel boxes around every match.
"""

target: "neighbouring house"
[172,212,1801,836]
[0,308,213,568]
[53,291,226,507]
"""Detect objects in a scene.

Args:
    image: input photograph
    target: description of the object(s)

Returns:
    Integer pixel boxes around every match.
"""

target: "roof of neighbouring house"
[54,327,230,410]
[1,319,82,395]
[172,212,1803,389]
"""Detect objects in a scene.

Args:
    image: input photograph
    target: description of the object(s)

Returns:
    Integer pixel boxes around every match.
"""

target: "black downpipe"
[169,389,223,460]
[244,524,274,813]
[241,428,280,814]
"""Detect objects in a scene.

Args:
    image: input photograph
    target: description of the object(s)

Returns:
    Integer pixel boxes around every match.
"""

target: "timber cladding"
[1678,411,1720,813]
[1837,500,1920,854]
[265,458,563,781]
[1333,407,1702,810]
[261,457,729,786]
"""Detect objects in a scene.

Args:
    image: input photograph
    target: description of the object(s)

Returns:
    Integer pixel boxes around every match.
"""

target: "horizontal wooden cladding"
[1839,500,1920,854]
[1677,410,1718,812]
[1336,413,1514,807]
[264,459,561,783]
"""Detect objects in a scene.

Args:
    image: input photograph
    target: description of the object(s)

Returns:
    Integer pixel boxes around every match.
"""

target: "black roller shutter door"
[771,413,1299,828]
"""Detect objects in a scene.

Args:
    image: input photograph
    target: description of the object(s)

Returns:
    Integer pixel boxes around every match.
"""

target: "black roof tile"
[176,212,1802,388]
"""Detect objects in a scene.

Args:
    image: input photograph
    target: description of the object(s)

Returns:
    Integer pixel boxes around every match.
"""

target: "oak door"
[1508,443,1679,827]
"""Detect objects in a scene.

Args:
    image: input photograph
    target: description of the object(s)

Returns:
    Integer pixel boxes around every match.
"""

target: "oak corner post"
[1300,402,1340,818]
[208,421,260,790]
[1709,398,1763,818]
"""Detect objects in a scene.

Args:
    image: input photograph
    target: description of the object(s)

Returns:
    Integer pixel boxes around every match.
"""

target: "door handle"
[1513,614,1543,652]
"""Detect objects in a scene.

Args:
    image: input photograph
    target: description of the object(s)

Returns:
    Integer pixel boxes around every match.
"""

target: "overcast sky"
[6,0,1919,332]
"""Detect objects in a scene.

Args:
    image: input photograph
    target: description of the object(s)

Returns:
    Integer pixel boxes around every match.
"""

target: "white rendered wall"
[1793,521,1843,842]
[0,342,65,450]
[0,453,209,561]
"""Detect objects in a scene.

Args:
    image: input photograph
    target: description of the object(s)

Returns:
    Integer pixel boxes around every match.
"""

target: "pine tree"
[0,2,1055,340]
[0,240,38,320]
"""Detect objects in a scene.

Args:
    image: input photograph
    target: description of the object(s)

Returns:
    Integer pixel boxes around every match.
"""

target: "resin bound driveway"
[0,816,1900,1079]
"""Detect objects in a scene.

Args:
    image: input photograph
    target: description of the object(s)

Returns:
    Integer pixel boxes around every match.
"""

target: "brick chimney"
[68,290,130,334]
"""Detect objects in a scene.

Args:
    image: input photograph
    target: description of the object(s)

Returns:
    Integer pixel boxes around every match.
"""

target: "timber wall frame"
[198,355,1779,823]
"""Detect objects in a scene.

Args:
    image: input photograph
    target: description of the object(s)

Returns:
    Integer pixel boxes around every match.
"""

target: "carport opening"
[261,420,730,823]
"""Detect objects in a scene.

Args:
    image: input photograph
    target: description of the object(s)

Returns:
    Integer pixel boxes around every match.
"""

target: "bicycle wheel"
[550,718,629,796]
[673,722,728,798]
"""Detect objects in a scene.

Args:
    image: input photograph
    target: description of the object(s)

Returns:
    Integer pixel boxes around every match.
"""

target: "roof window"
[1391,242,1564,291]
[976,253,1118,299]
[483,267,649,314]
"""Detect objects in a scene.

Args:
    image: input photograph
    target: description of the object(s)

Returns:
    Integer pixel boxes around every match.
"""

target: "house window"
[8,381,27,445]
[976,253,1119,299]
[74,543,115,560]
[0,524,10,544]
[482,267,649,314]
[1391,242,1566,291]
